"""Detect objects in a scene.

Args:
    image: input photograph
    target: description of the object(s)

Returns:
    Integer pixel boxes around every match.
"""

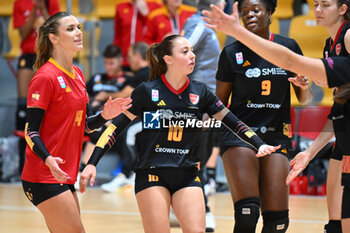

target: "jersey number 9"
[261,80,271,96]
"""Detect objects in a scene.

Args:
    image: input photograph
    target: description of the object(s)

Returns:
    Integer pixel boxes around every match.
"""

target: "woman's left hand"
[256,144,281,157]
[101,96,132,120]
[288,75,309,90]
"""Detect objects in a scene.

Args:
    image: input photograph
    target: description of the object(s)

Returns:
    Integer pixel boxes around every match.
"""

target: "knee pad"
[324,220,342,233]
[262,210,289,233]
[233,197,260,233]
[342,186,350,219]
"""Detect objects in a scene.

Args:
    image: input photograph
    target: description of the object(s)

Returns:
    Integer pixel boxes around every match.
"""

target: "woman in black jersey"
[214,0,313,232]
[79,34,280,233]
[203,2,350,232]
[285,1,350,232]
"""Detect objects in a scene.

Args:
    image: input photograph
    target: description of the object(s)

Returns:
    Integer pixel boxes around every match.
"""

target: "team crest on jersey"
[151,89,159,102]
[336,43,341,55]
[235,52,244,65]
[57,76,66,88]
[189,93,199,105]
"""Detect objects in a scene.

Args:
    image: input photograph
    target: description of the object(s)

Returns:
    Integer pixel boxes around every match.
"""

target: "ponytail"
[34,11,71,70]
[146,34,182,80]
[334,83,350,104]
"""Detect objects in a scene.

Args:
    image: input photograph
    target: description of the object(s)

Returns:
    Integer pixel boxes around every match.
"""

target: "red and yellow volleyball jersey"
[13,0,60,54]
[22,58,89,184]
[145,4,196,44]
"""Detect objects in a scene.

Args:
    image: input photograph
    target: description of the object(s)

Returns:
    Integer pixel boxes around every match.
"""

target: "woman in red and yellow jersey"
[21,12,131,233]
[145,0,196,44]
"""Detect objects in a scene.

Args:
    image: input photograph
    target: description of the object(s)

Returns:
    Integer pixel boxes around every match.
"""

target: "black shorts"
[22,180,76,206]
[331,143,343,161]
[134,166,202,195]
[220,127,291,157]
[17,53,36,70]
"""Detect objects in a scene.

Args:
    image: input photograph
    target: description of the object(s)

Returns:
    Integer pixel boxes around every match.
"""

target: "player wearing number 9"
[79,34,280,233]
[214,1,313,232]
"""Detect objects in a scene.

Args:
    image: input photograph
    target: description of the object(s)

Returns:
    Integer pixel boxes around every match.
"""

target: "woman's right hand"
[45,156,71,182]
[286,151,312,185]
[79,165,97,193]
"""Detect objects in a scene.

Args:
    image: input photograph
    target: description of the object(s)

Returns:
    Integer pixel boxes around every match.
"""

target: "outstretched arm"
[202,2,328,86]
[213,108,280,156]
[79,111,136,192]
[286,120,334,185]
[85,97,132,133]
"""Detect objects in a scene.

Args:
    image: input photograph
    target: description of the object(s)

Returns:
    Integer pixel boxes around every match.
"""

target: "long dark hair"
[334,83,350,104]
[146,34,182,80]
[34,12,72,70]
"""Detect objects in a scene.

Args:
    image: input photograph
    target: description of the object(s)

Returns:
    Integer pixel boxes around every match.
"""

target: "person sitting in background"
[100,42,151,193]
[79,44,132,184]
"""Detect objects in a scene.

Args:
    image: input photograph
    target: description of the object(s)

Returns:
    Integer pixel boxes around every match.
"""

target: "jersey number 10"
[167,125,184,142]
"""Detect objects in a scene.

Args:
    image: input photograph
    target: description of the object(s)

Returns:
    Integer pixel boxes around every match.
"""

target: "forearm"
[85,113,107,133]
[87,114,131,166]
[295,86,313,106]
[25,108,51,162]
[232,26,328,85]
[19,8,37,40]
[305,120,334,158]
[214,108,265,150]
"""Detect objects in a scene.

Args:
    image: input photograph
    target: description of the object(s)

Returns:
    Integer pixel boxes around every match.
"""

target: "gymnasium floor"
[0,183,327,233]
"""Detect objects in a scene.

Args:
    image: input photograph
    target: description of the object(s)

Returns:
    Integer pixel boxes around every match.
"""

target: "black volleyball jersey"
[216,34,302,136]
[128,75,225,169]
[322,22,350,155]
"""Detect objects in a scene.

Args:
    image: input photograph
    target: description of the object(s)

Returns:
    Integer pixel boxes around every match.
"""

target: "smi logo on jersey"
[245,67,287,78]
[143,109,221,129]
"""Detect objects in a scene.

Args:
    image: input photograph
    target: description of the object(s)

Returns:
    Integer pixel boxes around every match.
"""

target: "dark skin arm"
[215,80,232,106]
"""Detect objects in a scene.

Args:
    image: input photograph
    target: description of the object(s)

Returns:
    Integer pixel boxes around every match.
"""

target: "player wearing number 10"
[214,0,313,232]
[79,34,280,233]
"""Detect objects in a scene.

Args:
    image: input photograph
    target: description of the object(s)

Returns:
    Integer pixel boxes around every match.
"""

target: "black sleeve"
[85,103,108,133]
[221,111,265,151]
[322,56,350,88]
[25,108,51,162]
[87,114,131,166]
[127,83,146,117]
[202,85,225,116]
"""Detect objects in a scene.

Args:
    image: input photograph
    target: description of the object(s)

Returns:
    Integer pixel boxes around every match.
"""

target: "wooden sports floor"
[0,183,328,233]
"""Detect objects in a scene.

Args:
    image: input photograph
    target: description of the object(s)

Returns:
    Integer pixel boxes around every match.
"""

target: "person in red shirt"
[21,12,131,232]
[145,0,196,44]
[13,0,60,173]
[113,0,162,67]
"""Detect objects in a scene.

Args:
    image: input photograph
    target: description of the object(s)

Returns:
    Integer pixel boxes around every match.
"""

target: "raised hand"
[202,2,241,37]
[101,96,132,120]
[286,151,312,185]
[45,156,71,182]
[256,144,281,157]
[79,164,97,193]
